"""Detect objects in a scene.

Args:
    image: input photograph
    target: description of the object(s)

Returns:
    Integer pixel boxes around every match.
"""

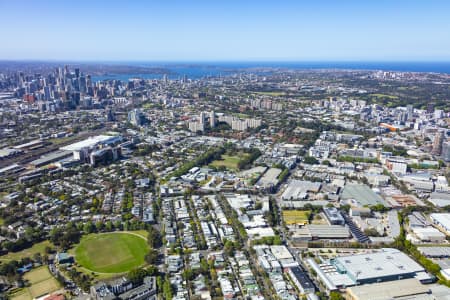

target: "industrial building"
[410,227,446,243]
[255,167,282,190]
[291,225,350,242]
[307,248,433,293]
[430,213,450,235]
[345,278,431,300]
[281,180,321,200]
[340,184,387,207]
[28,150,73,168]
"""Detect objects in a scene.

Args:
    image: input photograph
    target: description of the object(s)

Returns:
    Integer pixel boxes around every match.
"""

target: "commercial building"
[60,135,122,164]
[323,207,345,225]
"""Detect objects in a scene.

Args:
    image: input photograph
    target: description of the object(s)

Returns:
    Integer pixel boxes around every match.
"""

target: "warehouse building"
[340,184,388,207]
[307,248,433,293]
[411,227,446,243]
[28,150,72,168]
[430,213,450,235]
[345,278,430,300]
[281,180,321,200]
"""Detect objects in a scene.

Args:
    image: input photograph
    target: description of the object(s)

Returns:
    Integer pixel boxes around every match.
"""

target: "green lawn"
[74,232,148,273]
[0,240,53,262]
[209,154,247,170]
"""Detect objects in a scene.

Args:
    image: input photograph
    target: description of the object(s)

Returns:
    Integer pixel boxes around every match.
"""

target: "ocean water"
[91,61,450,82]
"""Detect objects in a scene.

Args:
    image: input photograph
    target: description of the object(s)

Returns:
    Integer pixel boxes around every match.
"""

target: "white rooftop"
[61,135,120,151]
[334,248,425,282]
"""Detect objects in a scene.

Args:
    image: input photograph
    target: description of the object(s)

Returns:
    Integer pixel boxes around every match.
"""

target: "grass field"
[11,267,60,300]
[370,93,399,99]
[282,210,311,225]
[210,154,246,170]
[0,240,53,262]
[253,91,285,96]
[74,232,148,273]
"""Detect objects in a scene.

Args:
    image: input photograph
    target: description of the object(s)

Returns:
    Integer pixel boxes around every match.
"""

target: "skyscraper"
[432,130,445,156]
[128,109,143,126]
[199,112,206,125]
[210,111,216,128]
[406,104,414,120]
[442,141,450,162]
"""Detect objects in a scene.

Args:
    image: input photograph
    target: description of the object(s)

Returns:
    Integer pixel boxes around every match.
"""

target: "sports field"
[11,267,60,300]
[209,154,247,170]
[74,232,148,273]
[282,210,311,225]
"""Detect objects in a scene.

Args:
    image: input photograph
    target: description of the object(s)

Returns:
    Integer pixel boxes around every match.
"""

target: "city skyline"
[1,0,450,61]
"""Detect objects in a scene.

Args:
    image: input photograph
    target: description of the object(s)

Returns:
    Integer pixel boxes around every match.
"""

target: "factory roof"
[60,135,121,151]
[418,247,450,258]
[345,278,429,300]
[430,213,450,231]
[256,168,281,188]
[306,225,350,239]
[281,180,321,200]
[334,248,425,282]
[29,150,72,167]
[341,184,387,207]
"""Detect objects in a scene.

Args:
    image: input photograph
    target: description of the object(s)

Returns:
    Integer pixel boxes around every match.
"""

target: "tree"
[329,291,344,300]
[145,248,159,265]
[224,240,235,257]
[83,221,95,234]
[147,227,162,248]
[127,268,148,285]
[163,275,173,300]
[303,156,319,165]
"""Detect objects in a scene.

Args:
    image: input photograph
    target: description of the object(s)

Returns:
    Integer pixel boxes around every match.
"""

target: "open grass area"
[11,267,60,300]
[74,232,148,274]
[370,93,399,99]
[253,91,285,96]
[130,230,149,239]
[209,154,247,171]
[0,240,53,262]
[282,210,311,225]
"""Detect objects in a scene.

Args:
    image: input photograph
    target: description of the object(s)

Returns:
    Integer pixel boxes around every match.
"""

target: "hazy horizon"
[1,0,450,61]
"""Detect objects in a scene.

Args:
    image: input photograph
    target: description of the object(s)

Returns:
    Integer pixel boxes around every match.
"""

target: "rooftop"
[341,184,387,207]
[334,248,425,282]
[61,135,121,151]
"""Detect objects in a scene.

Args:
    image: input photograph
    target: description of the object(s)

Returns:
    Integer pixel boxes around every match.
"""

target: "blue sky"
[0,0,449,61]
